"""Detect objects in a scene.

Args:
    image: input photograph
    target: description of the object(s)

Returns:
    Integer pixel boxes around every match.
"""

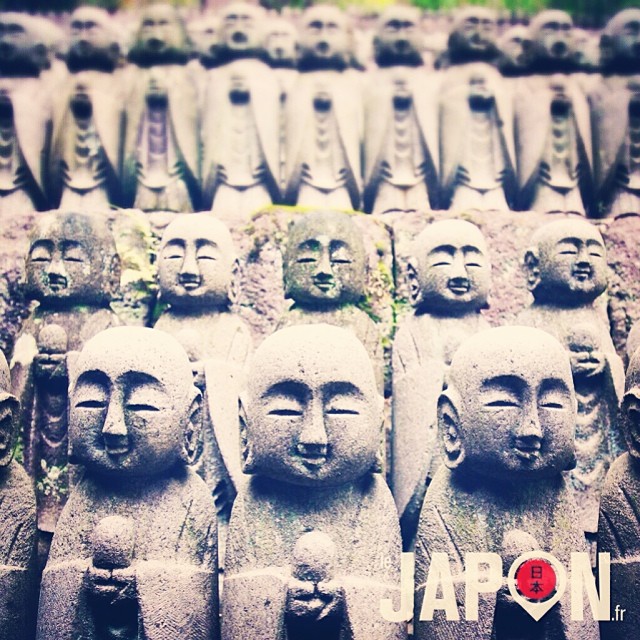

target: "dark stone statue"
[10,212,121,565]
[283,6,363,210]
[49,7,124,210]
[0,12,52,214]
[36,327,219,640]
[589,9,640,217]
[222,324,406,640]
[363,6,439,214]
[414,326,598,639]
[392,220,491,548]
[0,349,37,640]
[124,4,200,212]
[598,346,640,639]
[516,218,624,544]
[202,2,281,221]
[277,211,383,390]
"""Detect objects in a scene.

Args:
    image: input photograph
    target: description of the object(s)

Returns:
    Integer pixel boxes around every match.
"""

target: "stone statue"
[283,6,363,210]
[514,11,592,214]
[0,350,37,640]
[414,326,598,640]
[598,347,640,640]
[392,220,491,548]
[10,212,121,566]
[36,327,219,640]
[154,215,252,521]
[0,12,52,214]
[124,4,200,213]
[202,2,280,221]
[438,9,516,211]
[516,218,624,544]
[277,211,383,390]
[589,9,640,217]
[222,325,406,640]
[363,6,439,214]
[49,7,124,210]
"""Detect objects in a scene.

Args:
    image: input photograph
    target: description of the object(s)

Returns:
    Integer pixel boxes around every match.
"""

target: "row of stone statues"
[0,4,639,218]
[1,205,640,637]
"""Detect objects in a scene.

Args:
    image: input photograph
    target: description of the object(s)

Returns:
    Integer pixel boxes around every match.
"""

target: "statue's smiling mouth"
[295,444,329,468]
[47,274,68,291]
[572,266,592,281]
[512,436,542,462]
[447,278,470,295]
[103,436,129,456]
[179,275,201,291]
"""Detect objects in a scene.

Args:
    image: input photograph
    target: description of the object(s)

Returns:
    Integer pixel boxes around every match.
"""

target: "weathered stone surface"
[222,325,405,640]
[391,219,491,548]
[414,326,597,639]
[37,327,219,640]
[0,349,37,640]
[516,217,625,538]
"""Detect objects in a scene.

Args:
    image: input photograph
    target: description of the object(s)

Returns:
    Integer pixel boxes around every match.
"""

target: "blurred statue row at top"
[0,3,639,219]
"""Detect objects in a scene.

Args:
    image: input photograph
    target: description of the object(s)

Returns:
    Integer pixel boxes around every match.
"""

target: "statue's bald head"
[241,325,382,486]
[524,218,607,305]
[440,326,576,480]
[409,219,491,315]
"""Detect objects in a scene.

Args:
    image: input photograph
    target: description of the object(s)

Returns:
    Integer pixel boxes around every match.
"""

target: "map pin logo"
[507,551,567,621]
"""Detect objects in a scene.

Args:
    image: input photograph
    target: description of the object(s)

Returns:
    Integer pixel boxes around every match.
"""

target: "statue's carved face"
[284,213,366,308]
[133,4,187,62]
[158,216,235,310]
[0,14,48,73]
[375,7,422,65]
[265,20,298,64]
[300,7,350,65]
[533,222,607,304]
[443,327,576,479]
[70,328,198,478]
[220,3,264,53]
[69,8,117,63]
[451,8,497,57]
[409,221,490,315]
[243,326,382,486]
[532,11,574,61]
[611,10,640,62]
[25,214,116,307]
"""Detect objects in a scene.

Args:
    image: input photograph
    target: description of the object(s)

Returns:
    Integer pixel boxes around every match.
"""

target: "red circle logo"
[515,558,557,602]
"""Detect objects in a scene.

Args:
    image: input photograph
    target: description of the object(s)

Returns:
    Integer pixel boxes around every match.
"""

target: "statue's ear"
[182,388,203,466]
[523,249,541,292]
[438,391,465,470]
[406,258,421,307]
[239,396,256,474]
[0,395,19,467]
